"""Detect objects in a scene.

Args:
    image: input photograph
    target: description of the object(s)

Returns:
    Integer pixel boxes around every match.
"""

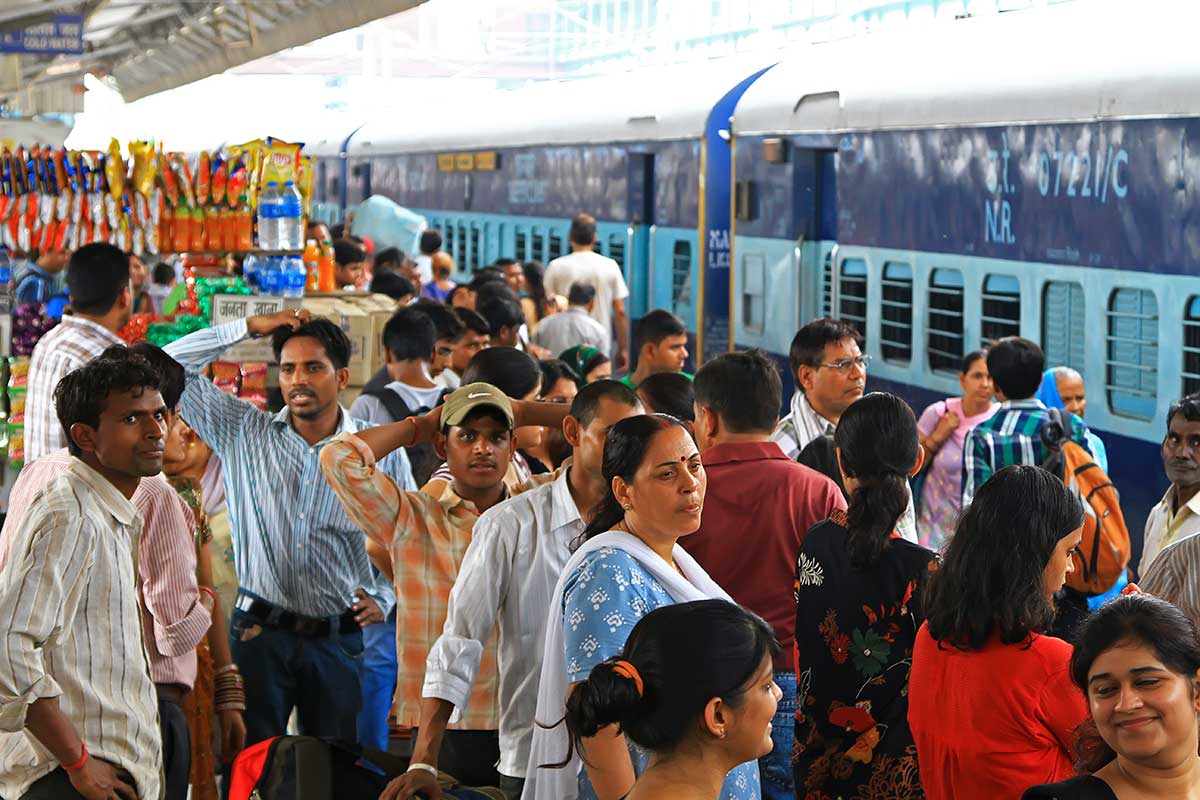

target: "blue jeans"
[759,671,796,800]
[229,606,365,747]
[357,610,398,751]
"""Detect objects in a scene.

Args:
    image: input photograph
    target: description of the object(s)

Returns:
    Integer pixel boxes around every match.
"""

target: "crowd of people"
[1,210,1199,800]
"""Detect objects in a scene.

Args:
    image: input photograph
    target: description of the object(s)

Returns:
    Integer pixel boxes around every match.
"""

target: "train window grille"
[456,223,468,270]
[837,259,868,344]
[1185,296,1200,396]
[1042,281,1086,373]
[741,253,766,333]
[981,274,1021,347]
[549,230,564,261]
[880,262,913,364]
[1106,288,1158,421]
[531,226,546,263]
[469,225,482,271]
[514,226,528,262]
[928,268,965,373]
[672,240,692,308]
[608,235,625,269]
[821,251,833,319]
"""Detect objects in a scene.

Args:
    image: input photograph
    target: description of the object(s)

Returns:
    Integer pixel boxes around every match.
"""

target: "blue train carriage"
[324,57,772,364]
[729,4,1200,554]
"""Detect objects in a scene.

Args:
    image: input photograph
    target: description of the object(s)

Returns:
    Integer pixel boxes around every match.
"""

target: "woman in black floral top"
[792,393,937,800]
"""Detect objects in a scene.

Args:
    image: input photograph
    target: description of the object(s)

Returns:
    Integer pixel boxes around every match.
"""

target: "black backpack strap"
[362,387,417,424]
[1040,407,1071,450]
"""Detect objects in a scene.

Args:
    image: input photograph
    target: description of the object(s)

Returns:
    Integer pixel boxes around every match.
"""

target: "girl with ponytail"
[792,392,934,799]
[525,415,764,800]
[563,600,781,800]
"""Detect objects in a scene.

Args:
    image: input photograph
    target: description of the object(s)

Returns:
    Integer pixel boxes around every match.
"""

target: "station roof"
[733,1,1200,136]
[2,0,427,112]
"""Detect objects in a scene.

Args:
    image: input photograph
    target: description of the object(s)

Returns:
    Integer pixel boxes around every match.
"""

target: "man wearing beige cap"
[320,383,568,787]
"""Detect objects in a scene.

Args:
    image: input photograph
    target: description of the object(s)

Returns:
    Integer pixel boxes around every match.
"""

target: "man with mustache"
[1139,396,1200,624]
[0,350,168,800]
[321,383,569,787]
[164,311,415,749]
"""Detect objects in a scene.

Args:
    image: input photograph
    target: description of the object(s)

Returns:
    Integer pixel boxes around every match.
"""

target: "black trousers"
[21,768,86,799]
[410,727,501,788]
[159,689,192,800]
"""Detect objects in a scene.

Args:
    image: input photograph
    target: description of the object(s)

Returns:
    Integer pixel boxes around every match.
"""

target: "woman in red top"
[908,465,1086,800]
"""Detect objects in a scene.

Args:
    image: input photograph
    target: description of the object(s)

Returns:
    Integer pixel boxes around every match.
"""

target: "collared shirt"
[681,440,846,669]
[320,433,500,731]
[532,306,611,359]
[0,458,161,800]
[771,392,919,543]
[423,466,581,778]
[1141,484,1200,574]
[5,450,210,690]
[1141,528,1200,629]
[961,398,1093,505]
[26,315,124,462]
[165,318,411,617]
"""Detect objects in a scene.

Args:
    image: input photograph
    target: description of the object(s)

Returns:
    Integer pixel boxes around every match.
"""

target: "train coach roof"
[346,55,774,156]
[733,0,1200,136]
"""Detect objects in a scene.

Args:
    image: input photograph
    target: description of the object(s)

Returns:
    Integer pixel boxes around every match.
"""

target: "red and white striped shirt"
[4,450,211,689]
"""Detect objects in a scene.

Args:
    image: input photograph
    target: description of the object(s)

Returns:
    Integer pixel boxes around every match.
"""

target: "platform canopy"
[0,0,428,113]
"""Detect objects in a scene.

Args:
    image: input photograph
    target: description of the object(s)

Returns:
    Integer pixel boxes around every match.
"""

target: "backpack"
[1039,408,1131,595]
[362,386,450,487]
[229,736,507,800]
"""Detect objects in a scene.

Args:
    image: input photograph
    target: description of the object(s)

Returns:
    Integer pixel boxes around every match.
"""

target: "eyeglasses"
[816,354,871,372]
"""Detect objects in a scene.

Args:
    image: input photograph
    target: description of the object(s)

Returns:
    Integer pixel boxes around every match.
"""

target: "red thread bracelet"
[63,742,88,772]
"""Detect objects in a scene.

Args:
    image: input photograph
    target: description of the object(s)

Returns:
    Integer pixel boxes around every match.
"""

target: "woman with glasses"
[524,359,581,473]
[909,465,1088,800]
[914,350,997,550]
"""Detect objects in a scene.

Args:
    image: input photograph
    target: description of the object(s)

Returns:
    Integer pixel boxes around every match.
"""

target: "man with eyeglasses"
[771,317,919,541]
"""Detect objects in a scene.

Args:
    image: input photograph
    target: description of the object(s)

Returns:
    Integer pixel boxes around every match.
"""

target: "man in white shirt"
[414,229,441,287]
[0,348,168,800]
[534,282,611,357]
[1140,393,1200,574]
[382,380,643,800]
[543,214,631,370]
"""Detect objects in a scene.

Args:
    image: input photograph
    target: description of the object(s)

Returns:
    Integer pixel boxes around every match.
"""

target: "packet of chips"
[261,139,301,187]
[105,139,125,198]
[129,140,156,198]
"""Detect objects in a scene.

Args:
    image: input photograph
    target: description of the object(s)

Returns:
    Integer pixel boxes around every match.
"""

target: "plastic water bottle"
[242,253,261,290]
[259,256,285,295]
[257,182,281,250]
[278,181,304,251]
[0,249,12,358]
[282,255,307,298]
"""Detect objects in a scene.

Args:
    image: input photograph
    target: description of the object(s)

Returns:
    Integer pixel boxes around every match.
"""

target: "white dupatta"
[523,529,733,800]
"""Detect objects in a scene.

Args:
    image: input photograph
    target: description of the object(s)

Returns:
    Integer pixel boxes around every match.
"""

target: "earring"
[623,504,633,511]
[718,729,726,739]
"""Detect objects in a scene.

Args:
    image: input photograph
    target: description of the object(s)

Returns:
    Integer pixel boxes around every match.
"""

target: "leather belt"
[235,592,360,637]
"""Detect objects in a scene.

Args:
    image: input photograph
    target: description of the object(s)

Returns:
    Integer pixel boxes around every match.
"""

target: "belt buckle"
[296,616,322,637]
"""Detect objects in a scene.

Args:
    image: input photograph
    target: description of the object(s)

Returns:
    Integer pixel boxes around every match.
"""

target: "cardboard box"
[302,298,375,385]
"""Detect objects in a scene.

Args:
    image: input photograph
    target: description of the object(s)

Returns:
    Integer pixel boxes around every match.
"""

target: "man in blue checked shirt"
[166,308,415,747]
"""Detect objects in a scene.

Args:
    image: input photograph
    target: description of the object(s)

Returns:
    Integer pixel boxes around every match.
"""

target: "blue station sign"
[1,15,85,56]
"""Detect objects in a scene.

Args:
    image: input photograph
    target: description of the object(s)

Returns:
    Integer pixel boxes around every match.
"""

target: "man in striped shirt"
[25,243,133,462]
[961,337,1093,504]
[165,310,415,747]
[0,349,167,799]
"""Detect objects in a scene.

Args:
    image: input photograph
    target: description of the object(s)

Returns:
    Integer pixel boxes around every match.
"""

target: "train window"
[821,251,833,319]
[456,223,468,270]
[741,253,766,333]
[672,240,692,307]
[880,262,913,364]
[549,230,564,261]
[531,226,545,263]
[515,225,528,262]
[1042,281,1086,373]
[928,268,965,373]
[592,240,604,256]
[608,234,625,270]
[1106,288,1158,421]
[981,274,1021,347]
[469,224,482,271]
[1185,297,1200,396]
[837,259,868,343]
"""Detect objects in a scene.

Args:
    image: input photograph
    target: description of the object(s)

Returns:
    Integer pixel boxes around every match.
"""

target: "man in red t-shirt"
[683,349,845,800]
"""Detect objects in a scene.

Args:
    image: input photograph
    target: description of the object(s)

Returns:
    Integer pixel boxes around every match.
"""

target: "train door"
[625,152,655,321]
[794,147,838,327]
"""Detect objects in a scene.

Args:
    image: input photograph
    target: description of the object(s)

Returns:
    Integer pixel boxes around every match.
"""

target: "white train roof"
[734,0,1200,136]
[346,54,774,157]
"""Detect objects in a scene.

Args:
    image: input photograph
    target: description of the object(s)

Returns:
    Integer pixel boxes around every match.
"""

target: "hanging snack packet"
[105,139,125,198]
[129,141,157,198]
[210,153,228,206]
[196,151,211,206]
